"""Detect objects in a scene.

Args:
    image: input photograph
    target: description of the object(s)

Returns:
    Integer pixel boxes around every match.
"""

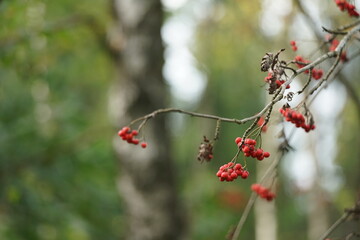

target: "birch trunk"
[111,0,186,239]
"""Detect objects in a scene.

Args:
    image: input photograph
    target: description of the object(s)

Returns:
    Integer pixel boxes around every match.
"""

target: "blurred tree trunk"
[307,135,328,240]
[254,112,277,240]
[111,0,186,239]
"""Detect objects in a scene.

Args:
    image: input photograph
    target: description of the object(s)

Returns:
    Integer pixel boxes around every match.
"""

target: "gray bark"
[111,0,186,239]
[254,110,277,240]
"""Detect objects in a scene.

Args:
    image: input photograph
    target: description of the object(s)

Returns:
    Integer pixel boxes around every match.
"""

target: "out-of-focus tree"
[110,0,186,239]
[0,1,123,239]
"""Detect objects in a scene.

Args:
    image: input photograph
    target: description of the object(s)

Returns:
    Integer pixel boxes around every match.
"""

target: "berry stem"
[214,119,221,141]
[297,67,313,95]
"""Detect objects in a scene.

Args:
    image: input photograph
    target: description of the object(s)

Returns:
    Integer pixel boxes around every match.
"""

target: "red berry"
[263,152,270,158]
[251,184,261,192]
[141,142,147,148]
[226,174,233,182]
[131,130,139,136]
[221,172,229,179]
[243,146,250,153]
[243,139,249,145]
[290,40,296,46]
[230,172,238,179]
[255,149,263,157]
[234,163,242,170]
[235,137,242,144]
[244,152,251,157]
[259,187,268,198]
[241,170,249,179]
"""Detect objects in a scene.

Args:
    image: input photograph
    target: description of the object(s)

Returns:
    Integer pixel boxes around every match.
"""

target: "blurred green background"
[1,0,359,239]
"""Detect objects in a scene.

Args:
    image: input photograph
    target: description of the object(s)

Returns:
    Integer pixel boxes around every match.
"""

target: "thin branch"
[309,53,341,95]
[318,211,350,240]
[345,232,360,240]
[231,150,283,240]
[322,26,348,35]
[336,19,360,31]
[297,70,313,95]
[130,108,252,126]
[318,202,360,240]
[293,0,360,116]
[231,192,257,240]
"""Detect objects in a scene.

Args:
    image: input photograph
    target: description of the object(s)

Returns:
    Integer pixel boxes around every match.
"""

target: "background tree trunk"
[254,122,277,240]
[111,0,186,239]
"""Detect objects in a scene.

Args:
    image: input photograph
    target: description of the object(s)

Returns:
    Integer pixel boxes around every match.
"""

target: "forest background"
[0,0,359,239]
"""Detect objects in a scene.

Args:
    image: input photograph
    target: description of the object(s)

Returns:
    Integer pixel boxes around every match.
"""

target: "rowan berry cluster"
[311,68,323,80]
[216,162,249,182]
[328,37,348,62]
[279,107,315,132]
[264,72,290,90]
[329,38,339,52]
[334,0,359,17]
[294,55,310,72]
[257,117,268,132]
[251,183,276,201]
[235,137,270,161]
[118,126,147,148]
[290,40,297,51]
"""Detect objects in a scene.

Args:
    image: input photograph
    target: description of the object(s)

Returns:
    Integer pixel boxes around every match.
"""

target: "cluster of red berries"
[251,183,276,201]
[216,162,249,182]
[235,137,270,161]
[329,38,339,52]
[294,54,325,79]
[335,0,359,17]
[294,55,311,73]
[118,126,147,148]
[279,108,315,132]
[290,40,297,51]
[264,72,290,89]
[257,117,268,132]
[276,79,289,89]
[328,38,348,62]
[312,68,323,80]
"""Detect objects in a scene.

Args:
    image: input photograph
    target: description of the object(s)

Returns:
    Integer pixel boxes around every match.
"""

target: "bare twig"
[345,232,360,240]
[318,201,360,240]
[309,53,341,95]
[294,0,360,117]
[130,108,252,127]
[322,26,347,35]
[231,150,283,240]
[297,70,313,95]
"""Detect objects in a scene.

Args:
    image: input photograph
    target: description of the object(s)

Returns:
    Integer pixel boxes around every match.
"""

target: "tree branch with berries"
[117,1,360,239]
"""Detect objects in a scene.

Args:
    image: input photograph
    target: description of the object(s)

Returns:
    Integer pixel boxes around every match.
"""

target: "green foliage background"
[0,1,122,239]
[1,0,359,240]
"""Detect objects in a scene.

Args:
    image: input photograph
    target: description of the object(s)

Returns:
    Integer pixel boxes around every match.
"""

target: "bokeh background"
[0,0,359,239]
